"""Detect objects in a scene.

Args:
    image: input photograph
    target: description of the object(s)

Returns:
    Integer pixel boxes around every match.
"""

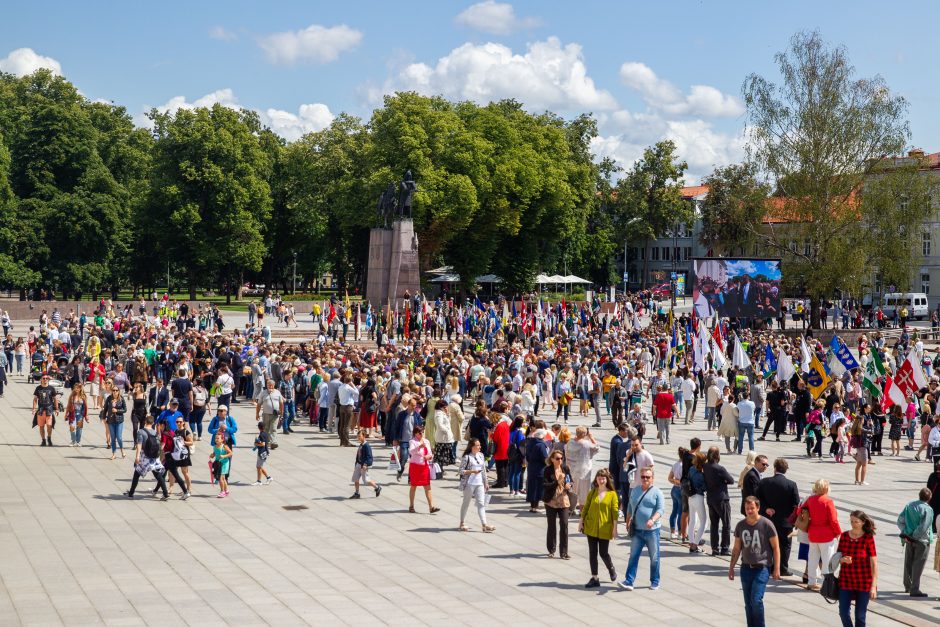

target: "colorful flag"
[862,348,885,399]
[344,291,351,320]
[894,351,928,399]
[764,344,777,377]
[711,320,724,351]
[830,336,860,371]
[806,352,831,400]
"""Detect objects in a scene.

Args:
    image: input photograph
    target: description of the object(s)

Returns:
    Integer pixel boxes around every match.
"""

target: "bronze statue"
[399,170,416,218]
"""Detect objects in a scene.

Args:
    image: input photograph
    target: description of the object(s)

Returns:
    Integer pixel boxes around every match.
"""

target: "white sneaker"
[266,477,274,484]
[252,481,262,486]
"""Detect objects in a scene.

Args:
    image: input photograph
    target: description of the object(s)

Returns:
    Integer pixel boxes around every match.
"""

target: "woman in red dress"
[836,510,878,627]
[408,425,440,514]
[358,375,378,437]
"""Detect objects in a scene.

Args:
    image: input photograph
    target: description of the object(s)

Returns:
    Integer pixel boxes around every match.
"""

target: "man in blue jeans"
[619,468,664,591]
[737,389,756,455]
[728,496,781,627]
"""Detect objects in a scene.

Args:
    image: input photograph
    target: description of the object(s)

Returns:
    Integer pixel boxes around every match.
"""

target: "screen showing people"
[693,258,781,319]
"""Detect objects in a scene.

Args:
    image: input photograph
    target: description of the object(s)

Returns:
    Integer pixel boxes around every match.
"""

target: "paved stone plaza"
[1,356,939,626]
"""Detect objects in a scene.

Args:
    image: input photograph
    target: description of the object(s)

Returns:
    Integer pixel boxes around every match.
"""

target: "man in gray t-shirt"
[729,496,780,626]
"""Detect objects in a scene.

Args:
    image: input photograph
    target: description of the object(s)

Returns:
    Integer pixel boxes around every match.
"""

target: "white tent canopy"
[563,274,591,284]
[429,273,502,283]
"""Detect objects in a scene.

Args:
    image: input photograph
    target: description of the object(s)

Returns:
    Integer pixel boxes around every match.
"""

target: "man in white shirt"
[337,375,359,447]
[624,436,655,490]
[681,373,697,424]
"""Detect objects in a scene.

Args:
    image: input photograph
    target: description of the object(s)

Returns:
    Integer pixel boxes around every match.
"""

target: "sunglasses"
[640,475,653,480]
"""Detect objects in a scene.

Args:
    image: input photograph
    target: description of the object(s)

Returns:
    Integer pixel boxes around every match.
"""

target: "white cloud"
[137,88,333,141]
[209,26,237,42]
[393,37,617,112]
[593,112,744,184]
[259,24,362,65]
[619,61,743,117]
[454,1,540,35]
[259,103,334,141]
[0,47,61,76]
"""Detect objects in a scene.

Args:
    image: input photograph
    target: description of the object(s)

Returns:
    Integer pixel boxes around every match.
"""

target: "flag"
[365,303,373,329]
[732,334,750,370]
[404,303,410,339]
[502,302,510,325]
[862,349,885,399]
[711,340,726,370]
[327,302,336,324]
[474,296,484,312]
[764,344,777,377]
[776,349,796,384]
[806,352,831,399]
[511,298,518,320]
[894,351,929,399]
[800,337,812,374]
[344,291,351,320]
[711,320,724,351]
[826,349,847,378]
[830,336,860,371]
[883,375,906,410]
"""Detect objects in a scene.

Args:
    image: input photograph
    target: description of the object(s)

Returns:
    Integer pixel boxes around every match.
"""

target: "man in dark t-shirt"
[32,375,59,446]
[170,369,194,425]
[729,496,780,625]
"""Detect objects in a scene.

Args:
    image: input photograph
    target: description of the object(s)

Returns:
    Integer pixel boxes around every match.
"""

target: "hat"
[169,398,180,405]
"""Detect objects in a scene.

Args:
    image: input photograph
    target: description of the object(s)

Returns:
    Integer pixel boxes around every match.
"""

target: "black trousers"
[164,457,187,489]
[129,468,168,497]
[494,459,508,487]
[775,524,793,573]
[707,498,731,552]
[587,535,614,578]
[546,506,569,556]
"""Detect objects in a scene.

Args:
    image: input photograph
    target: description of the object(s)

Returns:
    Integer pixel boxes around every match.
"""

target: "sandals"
[482,525,496,533]
[408,506,416,513]
[459,524,471,532]
[429,507,440,514]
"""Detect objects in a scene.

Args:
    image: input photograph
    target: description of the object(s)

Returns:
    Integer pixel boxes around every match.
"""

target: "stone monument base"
[366,219,420,307]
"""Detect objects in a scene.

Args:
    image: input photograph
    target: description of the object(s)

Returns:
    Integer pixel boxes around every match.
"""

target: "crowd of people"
[5,289,940,626]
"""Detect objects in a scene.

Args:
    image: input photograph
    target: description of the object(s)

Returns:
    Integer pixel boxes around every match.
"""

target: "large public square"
[0,310,938,626]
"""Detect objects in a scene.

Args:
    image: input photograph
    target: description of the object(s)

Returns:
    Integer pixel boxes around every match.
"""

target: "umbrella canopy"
[564,274,591,284]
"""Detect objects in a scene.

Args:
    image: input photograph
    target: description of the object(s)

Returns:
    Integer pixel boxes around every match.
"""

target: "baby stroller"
[27,351,47,384]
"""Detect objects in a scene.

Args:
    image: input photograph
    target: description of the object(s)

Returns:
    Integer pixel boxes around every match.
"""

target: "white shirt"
[462,452,486,487]
[338,383,359,407]
[681,377,697,398]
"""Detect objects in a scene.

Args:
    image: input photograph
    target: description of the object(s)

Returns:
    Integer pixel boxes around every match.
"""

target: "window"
[673,247,680,261]
[651,247,659,261]
[640,247,645,260]
[922,273,930,295]
[661,246,670,261]
[788,240,797,253]
[803,240,812,256]
[924,232,931,257]
[684,246,692,260]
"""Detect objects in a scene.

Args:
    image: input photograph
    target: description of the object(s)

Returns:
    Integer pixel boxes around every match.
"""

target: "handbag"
[819,552,842,603]
[387,449,402,473]
[794,503,811,532]
[431,462,442,480]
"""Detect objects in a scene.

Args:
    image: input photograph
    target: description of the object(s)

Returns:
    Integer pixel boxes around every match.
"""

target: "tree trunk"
[188,268,196,301]
[810,297,821,330]
[642,237,651,288]
[226,277,232,305]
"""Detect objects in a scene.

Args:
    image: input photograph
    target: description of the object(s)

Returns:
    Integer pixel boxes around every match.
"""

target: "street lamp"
[293,252,298,295]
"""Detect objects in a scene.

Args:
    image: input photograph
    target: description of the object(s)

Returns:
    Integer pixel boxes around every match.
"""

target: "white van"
[881,292,929,320]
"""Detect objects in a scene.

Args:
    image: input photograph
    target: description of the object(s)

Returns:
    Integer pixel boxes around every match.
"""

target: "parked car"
[652,283,672,300]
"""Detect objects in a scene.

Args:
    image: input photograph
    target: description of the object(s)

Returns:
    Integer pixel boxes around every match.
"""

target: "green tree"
[148,104,272,302]
[699,162,771,255]
[737,31,922,326]
[616,140,689,287]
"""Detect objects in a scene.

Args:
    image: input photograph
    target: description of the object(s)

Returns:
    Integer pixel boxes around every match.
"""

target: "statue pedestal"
[366,219,420,307]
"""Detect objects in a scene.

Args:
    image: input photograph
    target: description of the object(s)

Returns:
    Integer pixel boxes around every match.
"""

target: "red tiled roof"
[681,185,709,199]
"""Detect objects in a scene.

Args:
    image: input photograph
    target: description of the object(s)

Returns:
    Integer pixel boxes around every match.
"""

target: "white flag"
[827,351,847,378]
[776,349,796,383]
[800,337,812,374]
[712,341,726,370]
[732,334,750,370]
[901,351,929,391]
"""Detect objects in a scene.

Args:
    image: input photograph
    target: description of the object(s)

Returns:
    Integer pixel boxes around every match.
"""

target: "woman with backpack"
[458,438,494,532]
[507,416,526,497]
[190,379,210,440]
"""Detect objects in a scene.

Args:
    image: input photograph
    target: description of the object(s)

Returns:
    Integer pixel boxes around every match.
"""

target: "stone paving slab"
[1,368,939,626]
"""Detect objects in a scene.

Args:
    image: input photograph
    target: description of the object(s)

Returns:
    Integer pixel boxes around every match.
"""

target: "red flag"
[404,303,410,339]
[711,320,724,351]
[895,352,928,399]
[881,375,898,412]
[327,303,336,324]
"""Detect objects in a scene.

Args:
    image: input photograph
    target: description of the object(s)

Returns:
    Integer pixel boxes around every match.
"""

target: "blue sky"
[2,1,937,183]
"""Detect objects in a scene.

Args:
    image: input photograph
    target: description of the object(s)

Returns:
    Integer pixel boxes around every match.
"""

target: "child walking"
[350,430,381,498]
[210,432,233,497]
[253,421,274,486]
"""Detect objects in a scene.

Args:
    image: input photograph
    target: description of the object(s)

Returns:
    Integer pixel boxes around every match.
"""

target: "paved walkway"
[1,372,939,625]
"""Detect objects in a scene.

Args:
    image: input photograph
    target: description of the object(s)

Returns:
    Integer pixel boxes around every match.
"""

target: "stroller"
[27,351,47,384]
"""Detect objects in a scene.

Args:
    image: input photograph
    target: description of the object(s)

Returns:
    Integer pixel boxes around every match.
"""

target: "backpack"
[171,433,190,461]
[142,430,161,459]
[507,434,525,464]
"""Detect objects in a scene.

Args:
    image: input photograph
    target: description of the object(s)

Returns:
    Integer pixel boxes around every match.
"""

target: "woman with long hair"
[130,383,147,439]
[457,438,494,532]
[65,384,88,447]
[579,468,619,588]
[836,510,877,627]
[543,448,572,559]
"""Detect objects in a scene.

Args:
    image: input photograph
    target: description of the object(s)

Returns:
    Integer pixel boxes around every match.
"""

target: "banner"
[693,258,782,319]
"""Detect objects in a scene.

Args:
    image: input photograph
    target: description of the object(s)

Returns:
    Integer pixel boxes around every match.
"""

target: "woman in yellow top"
[87,335,101,365]
[602,373,618,414]
[579,468,620,588]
